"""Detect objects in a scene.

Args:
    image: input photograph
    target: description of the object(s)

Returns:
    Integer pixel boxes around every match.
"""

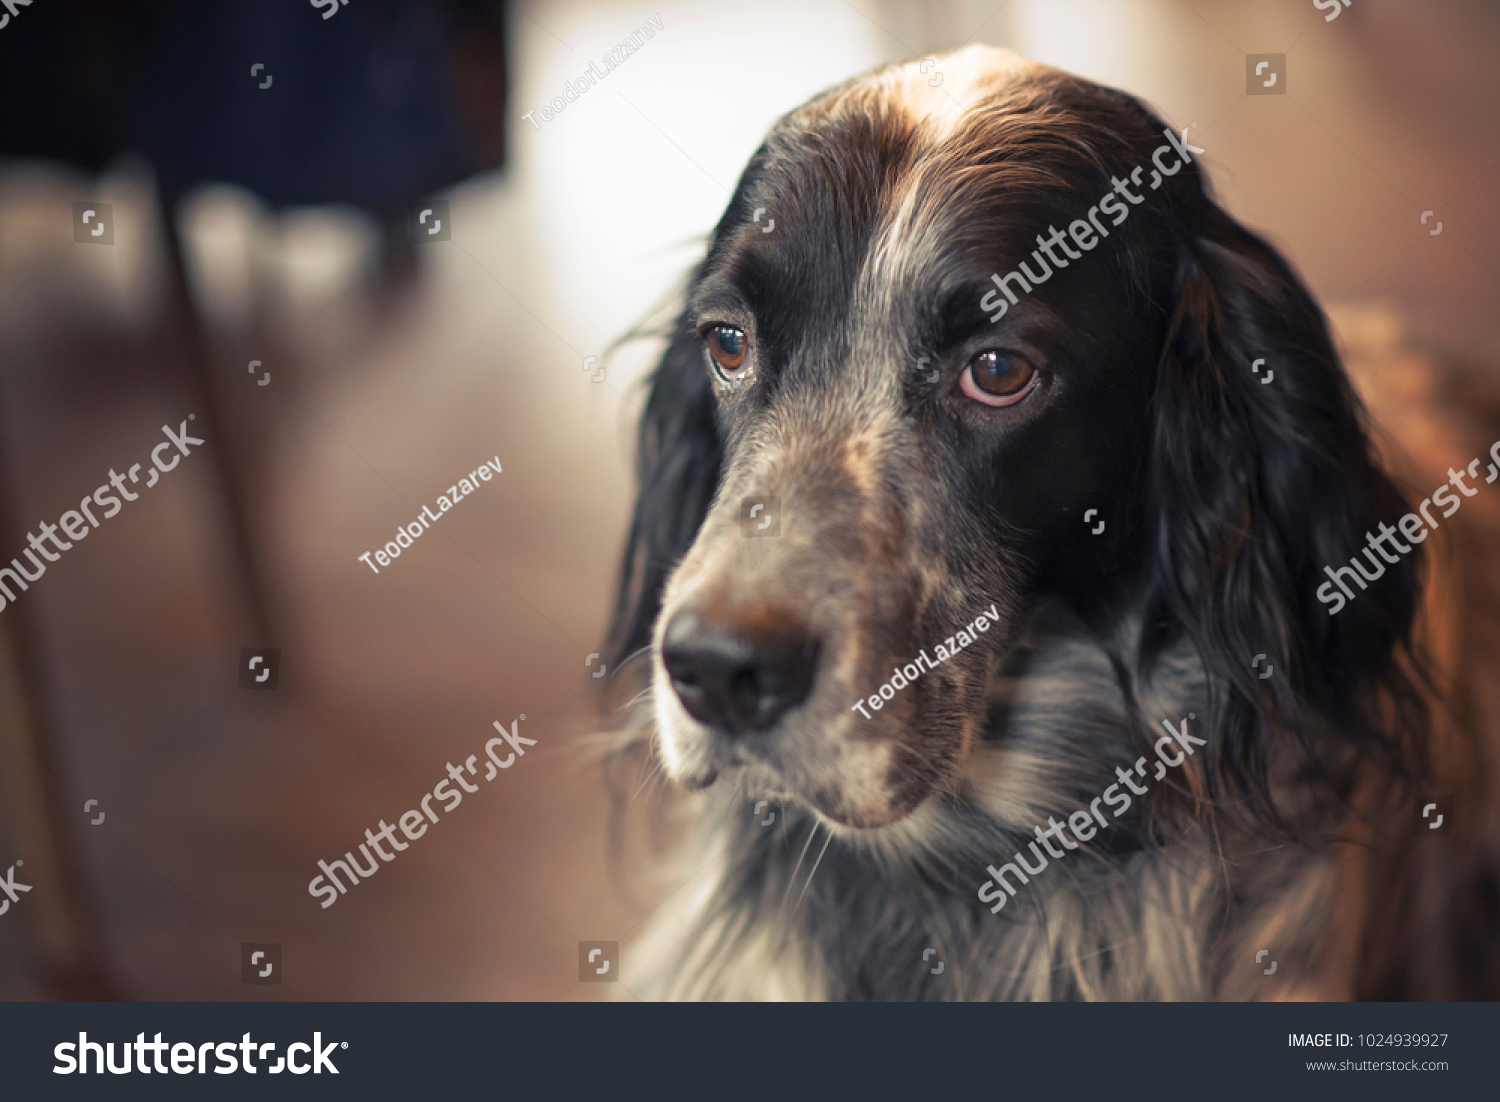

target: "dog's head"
[607,47,1421,831]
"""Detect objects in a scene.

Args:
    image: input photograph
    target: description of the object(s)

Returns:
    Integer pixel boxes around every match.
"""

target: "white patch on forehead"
[880,44,1041,143]
[852,47,1046,351]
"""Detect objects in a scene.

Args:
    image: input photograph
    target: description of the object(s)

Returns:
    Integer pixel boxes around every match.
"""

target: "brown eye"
[705,326,749,379]
[960,350,1037,407]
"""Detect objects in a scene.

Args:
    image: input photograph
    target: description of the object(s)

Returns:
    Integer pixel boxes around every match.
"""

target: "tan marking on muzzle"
[841,431,884,499]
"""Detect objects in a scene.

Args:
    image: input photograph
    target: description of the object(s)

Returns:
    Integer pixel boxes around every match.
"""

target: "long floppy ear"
[603,312,722,681]
[1146,189,1428,826]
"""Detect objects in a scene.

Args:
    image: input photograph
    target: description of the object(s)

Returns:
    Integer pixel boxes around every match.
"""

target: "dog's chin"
[672,759,931,830]
[803,792,929,831]
[655,702,937,830]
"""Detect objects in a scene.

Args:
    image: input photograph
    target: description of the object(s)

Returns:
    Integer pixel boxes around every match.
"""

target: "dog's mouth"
[650,596,995,829]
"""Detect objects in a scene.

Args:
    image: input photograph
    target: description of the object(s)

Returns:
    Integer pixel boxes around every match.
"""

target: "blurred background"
[0,0,1495,1000]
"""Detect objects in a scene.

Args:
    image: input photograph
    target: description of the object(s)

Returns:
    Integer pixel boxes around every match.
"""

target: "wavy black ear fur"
[1144,179,1429,829]
[604,312,722,681]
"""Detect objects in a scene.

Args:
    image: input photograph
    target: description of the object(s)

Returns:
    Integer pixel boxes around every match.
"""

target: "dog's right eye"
[960,350,1037,407]
[704,326,750,381]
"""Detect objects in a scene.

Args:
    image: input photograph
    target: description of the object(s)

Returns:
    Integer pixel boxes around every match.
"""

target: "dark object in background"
[0,0,508,1000]
[0,0,509,202]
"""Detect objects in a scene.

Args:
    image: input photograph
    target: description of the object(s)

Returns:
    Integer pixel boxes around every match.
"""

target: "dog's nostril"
[662,607,819,735]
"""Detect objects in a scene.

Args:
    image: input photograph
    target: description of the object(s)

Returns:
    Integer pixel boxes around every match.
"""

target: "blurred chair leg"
[0,434,118,999]
[156,178,278,648]
[379,207,418,297]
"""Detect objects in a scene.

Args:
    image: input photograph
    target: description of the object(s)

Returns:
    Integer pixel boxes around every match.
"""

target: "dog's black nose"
[662,607,819,734]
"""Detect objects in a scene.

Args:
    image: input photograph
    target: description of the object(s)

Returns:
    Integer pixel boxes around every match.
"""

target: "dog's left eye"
[705,326,750,380]
[960,350,1037,407]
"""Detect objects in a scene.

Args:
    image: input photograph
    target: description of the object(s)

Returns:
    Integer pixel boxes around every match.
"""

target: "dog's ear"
[1146,193,1427,820]
[604,313,722,679]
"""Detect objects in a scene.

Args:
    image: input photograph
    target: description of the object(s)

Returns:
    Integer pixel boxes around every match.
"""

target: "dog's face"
[621,44,1416,838]
[647,48,1178,828]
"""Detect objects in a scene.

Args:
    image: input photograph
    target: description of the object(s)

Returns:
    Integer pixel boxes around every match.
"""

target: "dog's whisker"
[631,758,665,802]
[792,829,836,917]
[777,820,821,928]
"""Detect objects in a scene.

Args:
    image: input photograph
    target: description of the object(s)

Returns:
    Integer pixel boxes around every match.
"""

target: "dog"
[600,46,1500,1000]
